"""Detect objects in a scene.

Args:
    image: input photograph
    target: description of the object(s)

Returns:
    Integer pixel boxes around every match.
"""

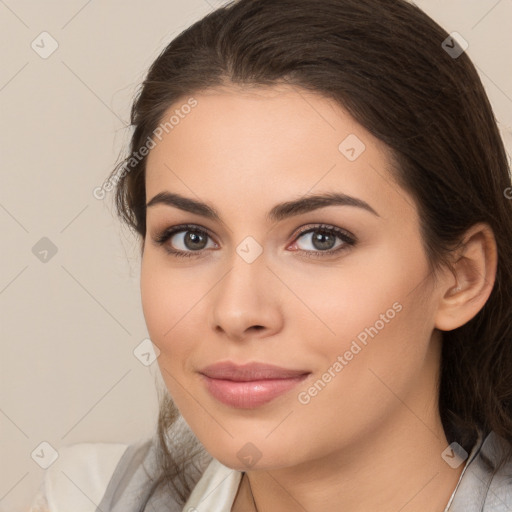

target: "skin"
[140,83,497,511]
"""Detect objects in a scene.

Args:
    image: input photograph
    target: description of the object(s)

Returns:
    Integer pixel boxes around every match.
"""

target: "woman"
[30,0,512,510]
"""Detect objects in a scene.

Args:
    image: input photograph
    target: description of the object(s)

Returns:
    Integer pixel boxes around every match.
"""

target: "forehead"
[144,84,413,222]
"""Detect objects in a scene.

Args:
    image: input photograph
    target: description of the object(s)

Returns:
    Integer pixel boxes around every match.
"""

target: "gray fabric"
[95,437,155,512]
[450,431,512,511]
[96,429,512,511]
[96,417,212,512]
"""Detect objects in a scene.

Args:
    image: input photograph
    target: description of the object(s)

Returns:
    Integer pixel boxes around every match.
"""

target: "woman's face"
[141,84,446,470]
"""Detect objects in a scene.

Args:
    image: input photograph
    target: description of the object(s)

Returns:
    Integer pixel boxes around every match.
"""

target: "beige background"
[0,1,511,510]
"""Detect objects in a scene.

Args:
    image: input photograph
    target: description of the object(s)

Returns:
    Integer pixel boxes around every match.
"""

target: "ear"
[434,222,498,331]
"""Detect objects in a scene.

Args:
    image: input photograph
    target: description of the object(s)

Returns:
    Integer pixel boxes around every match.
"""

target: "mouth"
[198,361,311,409]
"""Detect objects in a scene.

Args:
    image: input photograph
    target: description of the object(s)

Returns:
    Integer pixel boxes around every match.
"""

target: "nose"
[208,251,283,342]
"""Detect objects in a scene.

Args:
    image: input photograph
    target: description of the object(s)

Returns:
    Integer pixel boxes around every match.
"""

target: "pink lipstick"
[198,361,310,408]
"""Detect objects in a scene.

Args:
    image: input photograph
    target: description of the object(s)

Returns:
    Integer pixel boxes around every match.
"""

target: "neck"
[237,413,464,512]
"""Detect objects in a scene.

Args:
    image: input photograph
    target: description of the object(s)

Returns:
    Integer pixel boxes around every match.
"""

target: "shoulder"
[29,438,151,512]
[482,431,512,510]
[451,430,512,511]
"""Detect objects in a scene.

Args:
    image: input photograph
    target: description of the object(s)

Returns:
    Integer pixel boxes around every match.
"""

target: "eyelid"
[293,223,355,240]
[151,223,217,247]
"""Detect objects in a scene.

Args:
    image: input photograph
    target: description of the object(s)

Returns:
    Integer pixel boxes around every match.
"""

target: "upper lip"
[198,361,310,381]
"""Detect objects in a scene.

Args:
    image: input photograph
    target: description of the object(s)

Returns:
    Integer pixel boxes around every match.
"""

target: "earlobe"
[434,223,497,332]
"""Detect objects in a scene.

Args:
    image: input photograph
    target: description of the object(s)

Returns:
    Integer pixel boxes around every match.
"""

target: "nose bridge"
[208,239,282,338]
[217,241,268,311]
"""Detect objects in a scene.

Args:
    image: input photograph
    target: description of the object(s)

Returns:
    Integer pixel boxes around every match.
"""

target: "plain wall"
[0,1,511,510]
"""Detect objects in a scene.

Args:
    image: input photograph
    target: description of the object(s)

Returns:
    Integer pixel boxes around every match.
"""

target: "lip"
[198,361,311,408]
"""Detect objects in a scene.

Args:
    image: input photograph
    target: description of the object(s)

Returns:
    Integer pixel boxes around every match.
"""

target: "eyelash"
[152,223,356,259]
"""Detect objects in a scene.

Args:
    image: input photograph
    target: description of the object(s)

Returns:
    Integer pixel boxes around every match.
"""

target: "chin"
[203,438,296,472]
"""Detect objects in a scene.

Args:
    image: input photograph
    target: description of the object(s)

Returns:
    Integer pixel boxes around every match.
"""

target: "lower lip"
[200,374,309,408]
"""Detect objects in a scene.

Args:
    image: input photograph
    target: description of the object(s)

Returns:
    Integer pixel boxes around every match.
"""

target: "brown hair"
[108,0,512,505]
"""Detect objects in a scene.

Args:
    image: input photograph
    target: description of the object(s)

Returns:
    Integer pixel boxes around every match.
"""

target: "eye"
[152,224,217,258]
[290,224,356,258]
[151,223,356,259]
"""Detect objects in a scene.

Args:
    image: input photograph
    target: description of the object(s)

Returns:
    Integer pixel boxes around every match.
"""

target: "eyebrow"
[146,191,380,222]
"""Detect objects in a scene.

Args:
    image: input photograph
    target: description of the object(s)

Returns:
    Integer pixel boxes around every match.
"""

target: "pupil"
[313,231,335,250]
[186,231,206,250]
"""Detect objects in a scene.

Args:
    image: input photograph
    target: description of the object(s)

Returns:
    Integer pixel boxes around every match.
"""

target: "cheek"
[140,262,168,343]
[141,251,191,334]
[288,246,407,341]
[291,296,431,456]
[140,254,180,357]
[140,262,192,406]
[140,252,206,375]
[299,242,433,393]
